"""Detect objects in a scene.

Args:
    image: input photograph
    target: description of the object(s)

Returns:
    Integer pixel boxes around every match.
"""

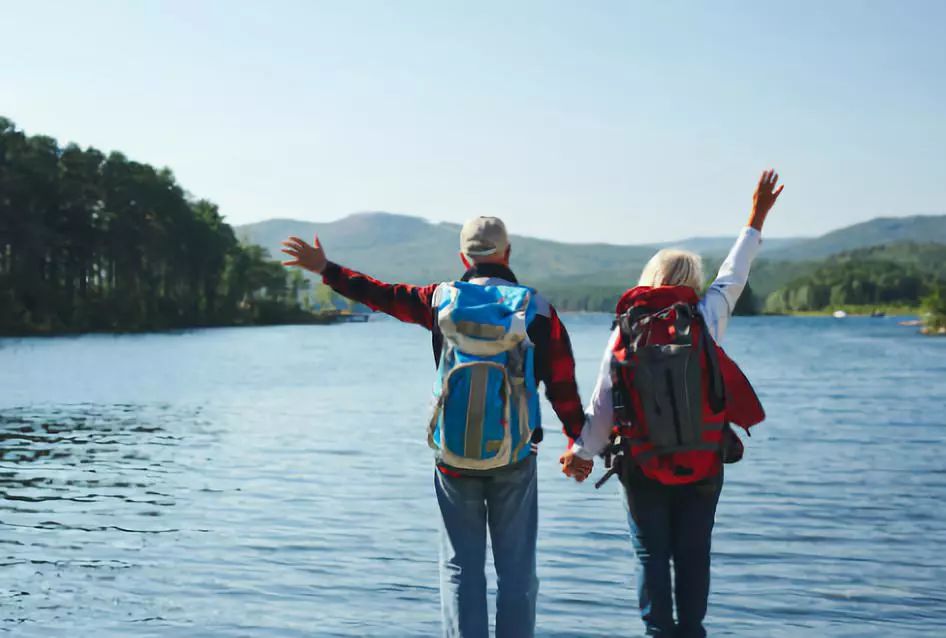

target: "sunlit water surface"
[2,315,945,637]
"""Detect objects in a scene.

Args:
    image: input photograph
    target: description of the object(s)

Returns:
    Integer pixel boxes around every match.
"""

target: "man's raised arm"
[282,235,437,329]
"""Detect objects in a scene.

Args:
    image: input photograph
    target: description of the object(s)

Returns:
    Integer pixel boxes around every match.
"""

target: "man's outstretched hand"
[560,448,593,483]
[748,169,784,232]
[282,235,328,274]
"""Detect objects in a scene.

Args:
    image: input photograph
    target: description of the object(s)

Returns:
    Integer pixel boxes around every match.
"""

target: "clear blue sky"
[4,0,944,243]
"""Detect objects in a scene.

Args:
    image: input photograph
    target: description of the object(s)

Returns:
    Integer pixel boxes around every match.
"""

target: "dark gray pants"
[623,470,723,638]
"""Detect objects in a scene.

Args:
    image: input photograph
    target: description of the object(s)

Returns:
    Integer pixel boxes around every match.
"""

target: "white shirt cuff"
[570,440,597,461]
[742,225,762,243]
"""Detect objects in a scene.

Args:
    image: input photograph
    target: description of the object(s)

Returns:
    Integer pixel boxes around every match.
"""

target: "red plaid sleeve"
[544,306,586,442]
[321,262,438,329]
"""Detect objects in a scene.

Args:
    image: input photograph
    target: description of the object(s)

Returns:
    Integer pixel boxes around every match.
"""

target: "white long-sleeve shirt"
[572,226,763,461]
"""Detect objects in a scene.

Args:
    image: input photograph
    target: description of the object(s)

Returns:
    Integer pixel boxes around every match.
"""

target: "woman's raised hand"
[281,235,328,274]
[749,169,784,232]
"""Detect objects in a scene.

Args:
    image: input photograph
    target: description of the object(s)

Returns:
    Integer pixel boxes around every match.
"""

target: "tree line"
[0,117,311,335]
[921,286,946,332]
[536,282,761,316]
[763,243,946,313]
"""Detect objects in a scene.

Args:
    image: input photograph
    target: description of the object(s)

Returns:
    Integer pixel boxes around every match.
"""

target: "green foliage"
[0,116,303,335]
[535,284,626,313]
[921,286,946,331]
[763,243,946,313]
[733,282,759,316]
[314,283,343,310]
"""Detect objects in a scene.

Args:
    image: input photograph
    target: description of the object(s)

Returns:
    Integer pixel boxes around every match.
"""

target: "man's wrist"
[320,261,340,280]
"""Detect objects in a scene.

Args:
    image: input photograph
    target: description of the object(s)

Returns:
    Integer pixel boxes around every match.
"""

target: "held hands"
[748,169,785,232]
[281,235,328,274]
[559,447,593,483]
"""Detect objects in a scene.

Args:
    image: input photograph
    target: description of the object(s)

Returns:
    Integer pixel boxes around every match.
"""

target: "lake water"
[2,315,945,637]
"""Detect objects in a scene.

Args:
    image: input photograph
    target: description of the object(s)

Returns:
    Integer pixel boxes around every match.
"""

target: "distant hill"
[238,212,657,286]
[765,214,946,261]
[833,241,946,268]
[237,211,946,311]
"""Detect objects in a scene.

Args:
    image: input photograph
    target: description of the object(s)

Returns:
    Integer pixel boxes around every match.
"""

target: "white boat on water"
[833,310,848,319]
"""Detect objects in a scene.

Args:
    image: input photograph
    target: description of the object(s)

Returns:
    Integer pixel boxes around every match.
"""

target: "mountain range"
[237,212,946,308]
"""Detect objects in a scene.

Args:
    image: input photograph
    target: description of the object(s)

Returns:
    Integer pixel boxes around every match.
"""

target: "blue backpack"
[427,281,541,471]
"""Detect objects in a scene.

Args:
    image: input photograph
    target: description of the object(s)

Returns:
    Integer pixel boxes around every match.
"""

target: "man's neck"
[461,262,518,284]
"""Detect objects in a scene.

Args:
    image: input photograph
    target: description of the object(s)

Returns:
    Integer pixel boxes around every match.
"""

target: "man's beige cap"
[460,216,509,257]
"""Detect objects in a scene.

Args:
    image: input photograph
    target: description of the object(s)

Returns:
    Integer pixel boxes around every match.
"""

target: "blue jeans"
[434,455,538,638]
[623,470,723,638]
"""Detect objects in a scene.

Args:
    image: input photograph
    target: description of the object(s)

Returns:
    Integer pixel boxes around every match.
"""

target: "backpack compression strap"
[436,287,531,357]
[426,360,514,470]
[697,313,726,413]
[616,302,695,351]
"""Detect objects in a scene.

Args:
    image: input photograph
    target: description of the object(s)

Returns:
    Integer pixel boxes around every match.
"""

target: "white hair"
[638,248,705,290]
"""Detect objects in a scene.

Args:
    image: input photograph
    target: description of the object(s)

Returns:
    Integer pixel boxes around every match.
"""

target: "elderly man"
[281,217,590,638]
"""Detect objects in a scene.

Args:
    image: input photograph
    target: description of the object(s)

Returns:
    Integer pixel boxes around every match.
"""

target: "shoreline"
[764,306,919,318]
[7,309,943,338]
[0,310,370,339]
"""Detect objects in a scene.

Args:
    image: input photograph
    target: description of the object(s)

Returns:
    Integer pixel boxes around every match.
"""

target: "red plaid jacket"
[321,261,586,444]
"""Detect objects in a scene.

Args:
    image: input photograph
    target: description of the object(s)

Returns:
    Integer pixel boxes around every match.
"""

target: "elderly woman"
[561,170,784,637]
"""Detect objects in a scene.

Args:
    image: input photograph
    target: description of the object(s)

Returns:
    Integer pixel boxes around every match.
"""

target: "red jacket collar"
[616,285,700,315]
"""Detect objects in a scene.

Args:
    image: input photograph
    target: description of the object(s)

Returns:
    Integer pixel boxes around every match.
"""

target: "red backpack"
[596,285,765,487]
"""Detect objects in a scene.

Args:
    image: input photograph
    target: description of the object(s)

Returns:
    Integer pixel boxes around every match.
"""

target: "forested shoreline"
[762,243,946,315]
[921,287,946,334]
[0,117,317,336]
